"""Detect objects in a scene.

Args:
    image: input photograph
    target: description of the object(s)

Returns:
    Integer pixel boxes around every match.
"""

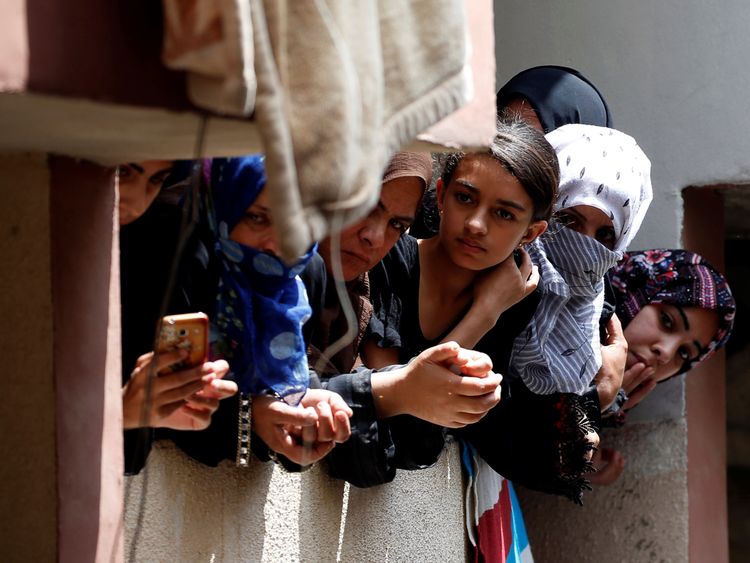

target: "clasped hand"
[251,389,353,466]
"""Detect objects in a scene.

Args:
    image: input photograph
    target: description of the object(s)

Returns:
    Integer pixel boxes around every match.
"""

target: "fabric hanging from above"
[162,0,485,261]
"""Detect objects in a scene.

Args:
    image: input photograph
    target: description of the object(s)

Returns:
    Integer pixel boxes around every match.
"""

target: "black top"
[369,235,538,374]
[366,236,540,475]
[299,255,401,486]
[120,201,186,474]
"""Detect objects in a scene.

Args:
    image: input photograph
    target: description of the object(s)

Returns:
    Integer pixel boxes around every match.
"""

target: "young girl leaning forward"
[363,118,559,477]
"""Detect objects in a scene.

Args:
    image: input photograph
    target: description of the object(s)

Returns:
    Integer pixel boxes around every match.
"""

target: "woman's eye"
[660,312,673,330]
[149,171,171,187]
[596,227,616,249]
[389,218,407,234]
[678,347,690,361]
[118,166,134,180]
[245,212,270,226]
[455,191,473,204]
[496,208,515,221]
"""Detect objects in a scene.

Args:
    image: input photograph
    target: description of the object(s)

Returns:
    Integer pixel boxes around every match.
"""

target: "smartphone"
[157,312,209,374]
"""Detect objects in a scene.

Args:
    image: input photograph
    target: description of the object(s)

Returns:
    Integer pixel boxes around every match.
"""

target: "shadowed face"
[117,160,173,225]
[624,303,719,381]
[318,177,424,281]
[229,190,281,256]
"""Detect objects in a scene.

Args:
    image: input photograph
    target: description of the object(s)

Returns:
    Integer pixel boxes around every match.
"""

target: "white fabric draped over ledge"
[162,0,495,261]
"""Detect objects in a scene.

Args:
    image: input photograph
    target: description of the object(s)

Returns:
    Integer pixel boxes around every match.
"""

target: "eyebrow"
[249,204,270,213]
[675,305,691,331]
[127,163,145,174]
[378,200,415,224]
[455,181,527,212]
[674,305,703,353]
[562,207,585,222]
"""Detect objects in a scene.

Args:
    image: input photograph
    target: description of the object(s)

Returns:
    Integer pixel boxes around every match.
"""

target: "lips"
[341,249,371,267]
[457,237,485,253]
[630,351,652,368]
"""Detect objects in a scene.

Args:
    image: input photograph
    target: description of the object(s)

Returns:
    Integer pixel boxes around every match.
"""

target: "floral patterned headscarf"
[607,249,736,375]
[204,156,315,404]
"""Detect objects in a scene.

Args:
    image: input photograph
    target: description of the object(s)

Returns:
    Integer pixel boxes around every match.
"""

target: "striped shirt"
[510,223,620,395]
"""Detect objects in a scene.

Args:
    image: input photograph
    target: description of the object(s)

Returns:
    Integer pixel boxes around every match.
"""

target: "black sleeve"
[300,254,328,347]
[120,202,184,475]
[161,393,240,467]
[324,368,398,487]
[599,276,618,341]
[123,428,154,476]
[324,366,446,487]
[367,236,418,349]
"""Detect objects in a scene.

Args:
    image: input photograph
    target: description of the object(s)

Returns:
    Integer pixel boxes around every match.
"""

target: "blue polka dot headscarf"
[608,249,736,376]
[206,156,315,404]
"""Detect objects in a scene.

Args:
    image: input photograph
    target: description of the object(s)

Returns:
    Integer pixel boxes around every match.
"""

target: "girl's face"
[229,190,281,255]
[557,205,616,250]
[623,303,720,381]
[437,154,547,271]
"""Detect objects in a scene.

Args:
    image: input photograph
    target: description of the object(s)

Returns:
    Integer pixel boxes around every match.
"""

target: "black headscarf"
[496,65,613,133]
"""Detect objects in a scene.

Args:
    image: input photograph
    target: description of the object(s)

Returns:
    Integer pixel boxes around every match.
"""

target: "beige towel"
[163,0,474,261]
[162,0,255,116]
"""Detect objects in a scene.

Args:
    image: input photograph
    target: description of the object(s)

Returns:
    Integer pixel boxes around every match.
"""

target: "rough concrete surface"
[125,440,466,562]
[520,420,688,563]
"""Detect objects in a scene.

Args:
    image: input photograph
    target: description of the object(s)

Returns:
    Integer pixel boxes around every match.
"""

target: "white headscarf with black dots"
[547,124,653,253]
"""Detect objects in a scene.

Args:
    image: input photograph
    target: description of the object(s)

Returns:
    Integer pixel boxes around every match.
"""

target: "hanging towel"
[162,0,477,261]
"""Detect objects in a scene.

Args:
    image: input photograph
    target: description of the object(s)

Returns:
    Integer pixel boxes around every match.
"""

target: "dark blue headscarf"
[496,65,613,133]
[205,156,315,404]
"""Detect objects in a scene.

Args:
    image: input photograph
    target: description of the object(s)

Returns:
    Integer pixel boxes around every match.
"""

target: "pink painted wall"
[683,186,729,563]
[0,153,57,562]
[50,158,122,563]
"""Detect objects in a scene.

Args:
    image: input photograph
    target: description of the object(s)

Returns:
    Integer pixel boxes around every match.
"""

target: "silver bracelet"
[236,393,252,468]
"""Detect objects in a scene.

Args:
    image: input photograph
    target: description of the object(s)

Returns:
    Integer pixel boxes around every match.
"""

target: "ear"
[520,220,547,245]
[435,178,446,211]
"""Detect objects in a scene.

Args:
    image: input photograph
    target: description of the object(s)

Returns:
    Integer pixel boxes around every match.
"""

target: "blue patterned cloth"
[206,156,315,404]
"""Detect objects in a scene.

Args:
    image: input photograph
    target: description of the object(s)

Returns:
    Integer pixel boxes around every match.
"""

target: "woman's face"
[118,160,173,225]
[318,176,423,281]
[437,154,547,271]
[557,204,616,250]
[623,303,719,381]
[229,190,281,255]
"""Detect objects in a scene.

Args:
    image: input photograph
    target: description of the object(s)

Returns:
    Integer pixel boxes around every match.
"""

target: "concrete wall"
[494,1,750,561]
[125,441,467,562]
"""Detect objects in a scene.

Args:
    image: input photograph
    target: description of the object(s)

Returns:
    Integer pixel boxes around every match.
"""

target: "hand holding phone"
[157,313,209,374]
